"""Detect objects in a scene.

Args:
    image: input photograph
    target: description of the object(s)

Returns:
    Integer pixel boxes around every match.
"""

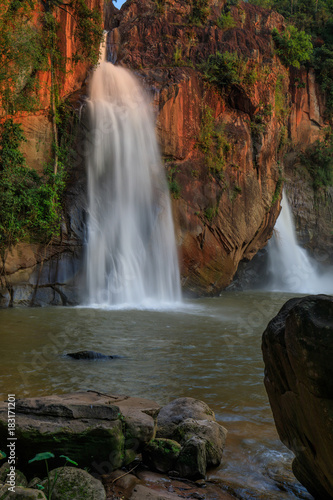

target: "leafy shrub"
[216,12,236,30]
[0,120,65,255]
[201,51,246,89]
[190,0,210,25]
[272,25,313,68]
[198,107,231,174]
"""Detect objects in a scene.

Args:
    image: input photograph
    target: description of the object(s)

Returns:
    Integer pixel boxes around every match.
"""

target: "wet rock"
[174,418,227,468]
[143,439,181,473]
[41,467,106,499]
[130,484,179,499]
[262,294,333,499]
[175,436,207,479]
[66,351,116,360]
[154,398,227,479]
[156,398,215,438]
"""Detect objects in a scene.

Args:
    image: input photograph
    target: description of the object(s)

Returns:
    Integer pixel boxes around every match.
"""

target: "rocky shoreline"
[0,392,234,499]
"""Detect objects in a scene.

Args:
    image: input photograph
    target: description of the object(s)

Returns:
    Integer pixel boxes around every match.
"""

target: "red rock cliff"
[106,0,327,295]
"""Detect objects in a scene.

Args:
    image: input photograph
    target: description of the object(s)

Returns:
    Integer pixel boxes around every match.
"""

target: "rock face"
[0,0,329,303]
[104,0,328,295]
[262,295,333,499]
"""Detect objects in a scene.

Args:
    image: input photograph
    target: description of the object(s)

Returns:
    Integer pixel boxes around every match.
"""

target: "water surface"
[0,291,312,499]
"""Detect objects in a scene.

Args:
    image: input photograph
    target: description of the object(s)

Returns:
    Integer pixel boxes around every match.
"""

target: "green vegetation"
[300,128,333,189]
[0,120,66,256]
[249,0,333,119]
[198,107,231,176]
[0,0,102,116]
[275,74,288,122]
[190,0,210,25]
[201,51,247,90]
[29,452,78,500]
[167,166,181,199]
[271,164,285,205]
[0,0,102,254]
[272,25,313,68]
[215,11,236,30]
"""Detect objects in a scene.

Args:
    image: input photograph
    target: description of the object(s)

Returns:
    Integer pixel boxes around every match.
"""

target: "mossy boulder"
[174,418,227,467]
[41,467,105,500]
[175,436,207,479]
[143,438,181,473]
[156,398,216,439]
[154,398,227,478]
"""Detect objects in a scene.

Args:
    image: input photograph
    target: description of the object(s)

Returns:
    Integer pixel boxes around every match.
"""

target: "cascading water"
[84,44,181,307]
[267,190,333,294]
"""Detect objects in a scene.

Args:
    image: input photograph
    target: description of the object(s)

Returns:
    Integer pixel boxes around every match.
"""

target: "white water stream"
[268,190,333,294]
[84,44,181,307]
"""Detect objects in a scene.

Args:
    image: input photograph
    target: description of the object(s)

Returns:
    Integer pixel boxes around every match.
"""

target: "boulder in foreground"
[262,294,333,499]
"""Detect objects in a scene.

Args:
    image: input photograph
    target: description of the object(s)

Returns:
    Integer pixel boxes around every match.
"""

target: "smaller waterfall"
[267,190,333,294]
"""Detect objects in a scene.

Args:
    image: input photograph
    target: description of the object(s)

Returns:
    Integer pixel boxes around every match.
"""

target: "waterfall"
[267,190,333,294]
[84,54,181,307]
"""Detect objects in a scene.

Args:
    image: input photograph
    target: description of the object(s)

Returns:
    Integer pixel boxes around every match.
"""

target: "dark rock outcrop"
[262,294,333,499]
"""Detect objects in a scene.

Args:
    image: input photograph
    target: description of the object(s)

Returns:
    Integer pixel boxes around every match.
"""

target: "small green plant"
[190,0,210,25]
[272,25,313,69]
[275,75,288,123]
[271,163,285,205]
[173,46,183,66]
[250,113,266,137]
[154,0,166,14]
[198,107,231,175]
[0,451,6,460]
[167,167,181,199]
[216,12,236,30]
[29,452,78,500]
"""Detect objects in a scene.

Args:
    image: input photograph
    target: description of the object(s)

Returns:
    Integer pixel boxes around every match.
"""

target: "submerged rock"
[66,351,118,360]
[262,294,333,499]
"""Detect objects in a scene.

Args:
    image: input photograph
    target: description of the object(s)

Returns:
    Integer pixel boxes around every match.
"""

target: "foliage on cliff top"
[0,120,65,256]
[0,0,103,115]
[249,0,333,119]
